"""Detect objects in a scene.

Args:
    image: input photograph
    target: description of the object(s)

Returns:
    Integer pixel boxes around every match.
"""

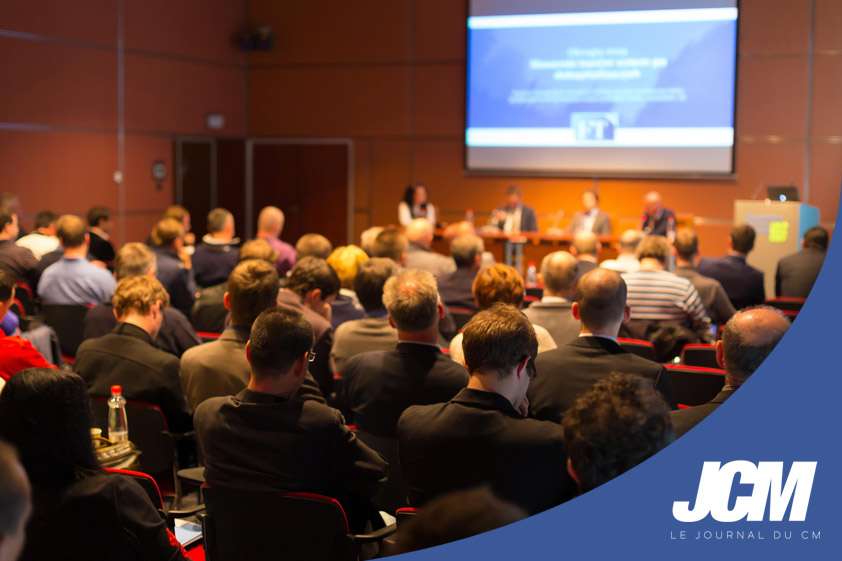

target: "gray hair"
[450,234,484,268]
[382,269,440,332]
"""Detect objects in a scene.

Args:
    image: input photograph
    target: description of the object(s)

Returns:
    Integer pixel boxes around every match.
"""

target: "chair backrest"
[681,344,719,369]
[617,337,657,361]
[41,303,92,356]
[395,507,419,528]
[354,429,408,514]
[664,365,726,407]
[765,297,806,313]
[13,282,36,316]
[447,307,475,331]
[202,485,356,561]
[91,398,172,474]
[105,467,165,510]
[196,332,221,343]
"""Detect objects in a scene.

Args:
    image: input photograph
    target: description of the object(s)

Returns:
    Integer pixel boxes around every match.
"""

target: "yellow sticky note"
[768,221,789,243]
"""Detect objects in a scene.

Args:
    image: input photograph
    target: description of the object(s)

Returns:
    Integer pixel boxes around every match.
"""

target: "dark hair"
[803,226,829,251]
[730,224,756,254]
[371,228,408,262]
[562,373,674,493]
[207,208,233,233]
[34,211,58,230]
[403,183,428,207]
[0,207,14,231]
[462,303,537,376]
[152,218,183,248]
[248,307,314,378]
[0,369,100,490]
[227,259,280,327]
[672,229,698,261]
[721,306,789,383]
[295,233,333,261]
[86,206,111,228]
[285,257,340,299]
[575,269,627,332]
[506,185,521,198]
[0,440,30,538]
[354,258,398,313]
[0,269,13,302]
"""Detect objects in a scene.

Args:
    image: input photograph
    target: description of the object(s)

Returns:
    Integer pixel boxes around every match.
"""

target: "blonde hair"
[326,245,369,290]
[113,276,170,317]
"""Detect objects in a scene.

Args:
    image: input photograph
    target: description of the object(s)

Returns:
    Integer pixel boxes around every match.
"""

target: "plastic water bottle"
[525,262,538,286]
[667,215,676,243]
[465,208,474,225]
[108,385,129,443]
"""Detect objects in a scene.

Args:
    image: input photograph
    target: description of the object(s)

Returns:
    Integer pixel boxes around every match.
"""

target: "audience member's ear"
[437,301,444,319]
[388,315,396,329]
[399,252,407,266]
[715,339,725,369]
[223,292,231,311]
[622,304,631,324]
[571,301,581,321]
[567,458,580,485]
[245,340,251,364]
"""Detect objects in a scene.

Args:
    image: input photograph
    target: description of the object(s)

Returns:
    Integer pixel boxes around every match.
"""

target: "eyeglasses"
[307,350,317,363]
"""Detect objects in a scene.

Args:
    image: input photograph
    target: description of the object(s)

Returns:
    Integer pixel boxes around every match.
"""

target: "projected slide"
[466,1,738,175]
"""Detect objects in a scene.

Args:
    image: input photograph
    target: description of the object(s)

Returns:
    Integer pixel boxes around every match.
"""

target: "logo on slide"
[571,112,618,141]
[672,461,817,523]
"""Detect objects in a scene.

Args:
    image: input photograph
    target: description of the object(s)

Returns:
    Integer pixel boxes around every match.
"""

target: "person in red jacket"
[0,270,54,383]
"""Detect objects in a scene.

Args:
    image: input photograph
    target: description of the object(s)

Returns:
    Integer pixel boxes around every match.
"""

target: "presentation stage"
[466,1,738,175]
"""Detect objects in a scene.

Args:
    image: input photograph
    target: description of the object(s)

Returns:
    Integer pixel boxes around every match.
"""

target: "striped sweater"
[622,269,712,335]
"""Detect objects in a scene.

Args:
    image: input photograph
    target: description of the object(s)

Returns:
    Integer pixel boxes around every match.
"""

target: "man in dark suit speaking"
[488,185,538,233]
[528,268,675,424]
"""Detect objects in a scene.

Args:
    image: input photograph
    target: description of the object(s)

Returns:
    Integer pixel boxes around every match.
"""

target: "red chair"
[664,365,726,408]
[395,507,419,528]
[681,343,719,369]
[352,428,408,514]
[200,485,396,561]
[764,297,806,313]
[105,468,204,530]
[13,282,37,316]
[196,332,221,344]
[617,337,657,362]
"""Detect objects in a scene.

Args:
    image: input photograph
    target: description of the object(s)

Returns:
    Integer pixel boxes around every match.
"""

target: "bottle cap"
[111,385,122,395]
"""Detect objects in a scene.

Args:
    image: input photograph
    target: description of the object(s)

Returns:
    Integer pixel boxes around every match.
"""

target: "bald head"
[540,251,578,297]
[406,218,434,247]
[720,307,790,385]
[618,229,644,254]
[643,191,663,217]
[572,231,599,257]
[442,221,476,245]
[257,206,285,237]
[574,268,628,335]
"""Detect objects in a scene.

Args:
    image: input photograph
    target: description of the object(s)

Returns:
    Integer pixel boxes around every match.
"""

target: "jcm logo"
[673,461,817,522]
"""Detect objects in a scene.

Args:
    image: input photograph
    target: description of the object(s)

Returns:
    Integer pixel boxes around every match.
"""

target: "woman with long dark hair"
[398,183,436,227]
[0,368,186,561]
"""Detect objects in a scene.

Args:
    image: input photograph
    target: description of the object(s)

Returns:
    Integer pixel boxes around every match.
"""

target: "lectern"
[734,200,819,298]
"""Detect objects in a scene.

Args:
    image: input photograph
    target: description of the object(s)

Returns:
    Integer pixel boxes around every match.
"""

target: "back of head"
[86,206,111,228]
[355,258,399,313]
[238,239,278,265]
[575,268,627,333]
[151,217,184,248]
[257,206,284,235]
[114,242,156,281]
[0,206,15,232]
[113,275,170,317]
[730,224,756,254]
[285,256,340,299]
[0,368,99,490]
[472,264,524,310]
[803,226,829,251]
[227,259,280,327]
[618,229,643,253]
[382,269,439,331]
[295,233,333,261]
[672,228,698,261]
[56,214,87,248]
[326,245,369,290]
[721,306,790,385]
[635,235,670,264]
[405,218,433,246]
[248,307,314,380]
[0,440,30,547]
[34,211,58,231]
[562,373,674,493]
[573,231,598,256]
[450,233,484,268]
[506,185,521,198]
[442,221,476,245]
[207,208,233,234]
[163,204,188,224]
[462,303,537,376]
[371,228,408,262]
[540,251,578,295]
[0,270,13,302]
[359,226,385,256]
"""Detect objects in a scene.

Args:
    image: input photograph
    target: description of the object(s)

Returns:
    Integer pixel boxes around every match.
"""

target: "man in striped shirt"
[622,236,714,343]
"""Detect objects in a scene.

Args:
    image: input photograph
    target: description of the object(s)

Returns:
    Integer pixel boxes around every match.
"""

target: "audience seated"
[570,231,600,278]
[74,276,192,432]
[671,306,789,438]
[370,228,408,265]
[325,245,367,328]
[398,303,577,514]
[192,208,239,288]
[331,258,400,373]
[181,258,325,410]
[86,206,115,265]
[359,226,384,257]
[562,373,674,493]
[437,233,484,311]
[194,307,386,533]
[697,224,765,310]
[82,243,201,357]
[0,440,30,561]
[150,218,198,318]
[523,251,580,345]
[776,225,828,298]
[622,236,713,343]
[599,229,642,273]
[15,211,58,260]
[0,206,40,288]
[441,221,496,268]
[255,205,296,276]
[0,271,55,383]
[295,233,333,261]
[277,257,339,394]
[529,269,675,423]
[161,204,196,248]
[672,229,736,325]
[342,269,468,437]
[37,215,115,306]
[405,218,456,278]
[449,264,557,365]
[0,369,188,561]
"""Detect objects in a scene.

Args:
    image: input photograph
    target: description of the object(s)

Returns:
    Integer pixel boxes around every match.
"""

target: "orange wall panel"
[739,0,810,54]
[815,0,842,52]
[368,140,411,227]
[123,135,174,213]
[809,143,842,224]
[736,55,809,138]
[414,0,466,62]
[353,139,371,210]
[412,63,464,137]
[0,0,117,45]
[811,55,842,137]
[122,211,165,250]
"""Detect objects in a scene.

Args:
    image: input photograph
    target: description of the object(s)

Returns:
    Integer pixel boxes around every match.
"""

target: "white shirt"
[16,232,59,260]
